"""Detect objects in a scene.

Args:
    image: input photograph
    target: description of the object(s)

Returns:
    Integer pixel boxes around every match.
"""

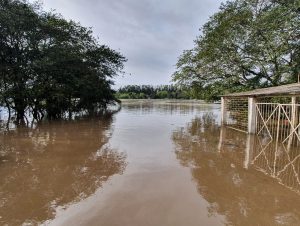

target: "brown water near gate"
[0,100,299,226]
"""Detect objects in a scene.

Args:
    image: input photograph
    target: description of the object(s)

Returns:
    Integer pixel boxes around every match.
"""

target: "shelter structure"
[221,83,300,147]
[220,83,300,188]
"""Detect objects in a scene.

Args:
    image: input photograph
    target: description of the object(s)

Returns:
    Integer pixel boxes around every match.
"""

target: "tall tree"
[173,0,300,100]
[0,0,42,120]
[0,0,126,121]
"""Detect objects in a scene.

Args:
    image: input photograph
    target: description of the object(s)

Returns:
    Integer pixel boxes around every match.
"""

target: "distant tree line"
[0,0,126,122]
[173,0,300,101]
[116,85,191,99]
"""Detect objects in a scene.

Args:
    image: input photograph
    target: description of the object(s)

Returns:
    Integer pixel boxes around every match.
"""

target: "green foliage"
[116,85,191,99]
[0,0,126,121]
[156,90,168,99]
[173,0,300,101]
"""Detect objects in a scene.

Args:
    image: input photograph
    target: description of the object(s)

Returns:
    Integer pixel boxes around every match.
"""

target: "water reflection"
[218,128,300,194]
[0,115,126,225]
[173,113,300,226]
[121,99,217,116]
[251,132,300,194]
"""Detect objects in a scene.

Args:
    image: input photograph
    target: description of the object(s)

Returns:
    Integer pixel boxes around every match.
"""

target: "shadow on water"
[173,113,300,226]
[0,114,127,225]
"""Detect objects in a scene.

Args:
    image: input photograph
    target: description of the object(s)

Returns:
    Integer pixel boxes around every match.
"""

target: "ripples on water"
[0,100,299,226]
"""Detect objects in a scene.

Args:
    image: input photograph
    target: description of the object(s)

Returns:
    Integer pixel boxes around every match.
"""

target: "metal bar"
[226,126,248,133]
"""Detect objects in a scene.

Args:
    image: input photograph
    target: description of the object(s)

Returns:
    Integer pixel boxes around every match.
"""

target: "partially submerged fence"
[253,102,300,193]
[221,96,300,137]
[218,126,300,194]
[222,97,248,132]
[221,95,300,148]
[252,125,300,193]
[256,103,300,147]
[220,83,300,193]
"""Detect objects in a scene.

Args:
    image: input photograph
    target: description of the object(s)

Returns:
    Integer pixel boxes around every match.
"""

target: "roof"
[222,83,300,97]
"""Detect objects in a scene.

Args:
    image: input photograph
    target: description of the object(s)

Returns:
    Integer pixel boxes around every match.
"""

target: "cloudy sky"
[41,0,223,87]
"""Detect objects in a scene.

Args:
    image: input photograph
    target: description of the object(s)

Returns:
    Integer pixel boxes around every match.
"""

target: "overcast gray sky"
[41,0,223,87]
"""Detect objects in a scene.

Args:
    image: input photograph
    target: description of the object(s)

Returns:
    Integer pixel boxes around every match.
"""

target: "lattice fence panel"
[225,97,248,132]
[252,136,300,194]
[254,103,300,193]
[256,96,291,104]
[256,103,280,140]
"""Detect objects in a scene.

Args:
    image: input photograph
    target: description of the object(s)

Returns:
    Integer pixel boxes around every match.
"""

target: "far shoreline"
[119,99,220,105]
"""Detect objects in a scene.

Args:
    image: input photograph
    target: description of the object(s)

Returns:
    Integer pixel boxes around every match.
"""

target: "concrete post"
[288,96,297,149]
[221,97,227,125]
[244,134,255,169]
[248,97,257,134]
[218,126,226,152]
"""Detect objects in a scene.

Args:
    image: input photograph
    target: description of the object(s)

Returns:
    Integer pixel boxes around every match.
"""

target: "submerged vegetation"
[0,0,126,122]
[173,0,300,101]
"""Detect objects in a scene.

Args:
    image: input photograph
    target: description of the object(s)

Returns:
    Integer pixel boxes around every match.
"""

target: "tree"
[0,0,126,121]
[173,0,300,100]
[0,0,42,121]
[116,84,190,99]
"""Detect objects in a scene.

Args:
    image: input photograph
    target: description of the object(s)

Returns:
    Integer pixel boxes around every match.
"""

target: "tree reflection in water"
[173,113,300,226]
[0,115,126,225]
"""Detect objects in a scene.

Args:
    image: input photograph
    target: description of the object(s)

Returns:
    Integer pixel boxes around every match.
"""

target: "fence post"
[244,134,254,169]
[248,97,257,134]
[218,126,226,152]
[297,97,300,139]
[288,96,297,149]
[221,97,227,125]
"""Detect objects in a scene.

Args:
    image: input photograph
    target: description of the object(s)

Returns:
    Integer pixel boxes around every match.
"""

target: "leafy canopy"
[173,0,300,101]
[0,0,126,121]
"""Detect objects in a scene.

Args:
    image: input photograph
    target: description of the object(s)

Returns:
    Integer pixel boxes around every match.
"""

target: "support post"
[221,97,227,125]
[218,126,226,152]
[248,97,257,134]
[244,134,254,169]
[297,97,300,141]
[288,96,297,149]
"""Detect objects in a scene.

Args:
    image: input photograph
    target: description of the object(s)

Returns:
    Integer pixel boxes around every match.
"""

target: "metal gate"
[254,103,300,192]
[256,103,300,146]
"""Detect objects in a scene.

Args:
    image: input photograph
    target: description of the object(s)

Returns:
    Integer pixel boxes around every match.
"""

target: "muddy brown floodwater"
[0,100,300,226]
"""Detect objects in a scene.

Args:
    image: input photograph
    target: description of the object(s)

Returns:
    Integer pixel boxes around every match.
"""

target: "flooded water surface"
[0,100,300,226]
